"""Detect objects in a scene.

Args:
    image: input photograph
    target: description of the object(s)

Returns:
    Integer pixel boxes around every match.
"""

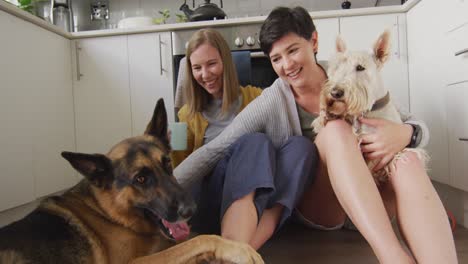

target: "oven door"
[249,51,278,88]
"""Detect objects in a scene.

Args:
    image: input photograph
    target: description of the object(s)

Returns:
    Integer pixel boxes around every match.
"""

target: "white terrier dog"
[312,30,427,184]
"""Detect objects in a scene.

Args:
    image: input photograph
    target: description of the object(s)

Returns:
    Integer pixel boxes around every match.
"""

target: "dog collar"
[371,92,390,111]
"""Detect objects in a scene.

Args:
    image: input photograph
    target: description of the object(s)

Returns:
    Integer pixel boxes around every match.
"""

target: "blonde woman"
[172,28,317,250]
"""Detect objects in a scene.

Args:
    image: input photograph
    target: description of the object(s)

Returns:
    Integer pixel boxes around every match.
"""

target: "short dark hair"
[259,6,316,55]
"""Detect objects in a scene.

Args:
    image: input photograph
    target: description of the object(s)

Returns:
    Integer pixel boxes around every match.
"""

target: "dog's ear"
[373,30,391,67]
[145,98,169,144]
[336,35,347,53]
[61,151,114,189]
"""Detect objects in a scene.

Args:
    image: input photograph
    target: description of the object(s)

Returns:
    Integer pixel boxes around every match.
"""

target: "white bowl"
[117,16,154,29]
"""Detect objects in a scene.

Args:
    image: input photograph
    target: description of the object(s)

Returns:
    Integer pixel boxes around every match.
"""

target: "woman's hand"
[358,117,413,171]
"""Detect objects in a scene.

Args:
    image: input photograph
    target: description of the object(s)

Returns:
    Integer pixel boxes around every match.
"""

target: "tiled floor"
[259,222,468,263]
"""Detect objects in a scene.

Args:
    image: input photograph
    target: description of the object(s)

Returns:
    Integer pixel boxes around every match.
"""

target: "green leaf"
[176,13,188,23]
[18,0,32,5]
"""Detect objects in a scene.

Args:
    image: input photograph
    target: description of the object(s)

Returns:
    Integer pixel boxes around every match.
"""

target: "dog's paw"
[312,115,326,134]
[215,239,263,264]
[197,235,264,264]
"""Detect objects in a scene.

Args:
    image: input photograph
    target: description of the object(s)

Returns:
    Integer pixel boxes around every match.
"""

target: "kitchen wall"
[108,0,402,24]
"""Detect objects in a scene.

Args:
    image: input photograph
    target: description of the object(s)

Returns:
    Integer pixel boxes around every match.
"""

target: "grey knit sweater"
[173,77,429,187]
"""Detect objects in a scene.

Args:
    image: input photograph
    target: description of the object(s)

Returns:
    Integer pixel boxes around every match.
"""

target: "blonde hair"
[184,28,240,118]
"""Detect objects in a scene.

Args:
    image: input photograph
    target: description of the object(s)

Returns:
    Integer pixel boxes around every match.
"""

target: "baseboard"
[0,199,40,228]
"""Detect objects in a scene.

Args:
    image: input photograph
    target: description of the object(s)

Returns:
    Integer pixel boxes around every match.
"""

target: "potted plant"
[17,0,34,13]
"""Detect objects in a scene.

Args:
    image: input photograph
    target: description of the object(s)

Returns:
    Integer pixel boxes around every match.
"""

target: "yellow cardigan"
[171,85,262,168]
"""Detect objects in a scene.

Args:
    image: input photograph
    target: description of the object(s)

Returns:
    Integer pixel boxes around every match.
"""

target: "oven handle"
[250,51,268,58]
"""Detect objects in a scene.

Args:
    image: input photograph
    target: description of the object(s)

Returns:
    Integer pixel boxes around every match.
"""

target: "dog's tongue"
[162,219,190,241]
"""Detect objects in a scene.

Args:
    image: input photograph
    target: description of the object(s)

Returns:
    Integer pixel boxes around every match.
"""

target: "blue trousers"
[190,133,319,234]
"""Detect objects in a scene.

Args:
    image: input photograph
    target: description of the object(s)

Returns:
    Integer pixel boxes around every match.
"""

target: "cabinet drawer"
[446,82,468,137]
[445,0,468,32]
[448,135,468,192]
[446,82,468,192]
[446,23,468,84]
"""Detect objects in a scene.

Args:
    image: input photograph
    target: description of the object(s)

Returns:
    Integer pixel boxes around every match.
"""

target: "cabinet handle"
[75,42,83,81]
[455,48,468,56]
[251,51,267,58]
[394,20,400,59]
[158,34,166,76]
[459,138,468,142]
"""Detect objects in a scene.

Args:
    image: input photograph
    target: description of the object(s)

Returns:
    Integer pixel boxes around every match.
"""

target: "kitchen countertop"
[0,0,420,40]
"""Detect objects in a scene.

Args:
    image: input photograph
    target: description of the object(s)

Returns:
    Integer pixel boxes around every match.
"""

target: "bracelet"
[407,124,421,148]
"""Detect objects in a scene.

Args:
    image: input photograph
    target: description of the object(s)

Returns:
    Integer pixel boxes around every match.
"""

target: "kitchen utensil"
[51,0,74,32]
[179,0,226,22]
[34,0,51,22]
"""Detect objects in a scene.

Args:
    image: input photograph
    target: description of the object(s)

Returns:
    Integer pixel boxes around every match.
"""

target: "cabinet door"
[445,0,468,31]
[30,34,77,198]
[340,14,409,111]
[446,23,468,85]
[0,9,76,210]
[128,32,175,136]
[72,36,132,154]
[0,10,35,210]
[314,18,340,62]
[407,0,452,184]
[446,82,468,192]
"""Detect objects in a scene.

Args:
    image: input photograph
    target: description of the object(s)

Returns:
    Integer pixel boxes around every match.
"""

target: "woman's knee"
[315,120,353,143]
[315,120,355,156]
[236,191,255,203]
[237,132,273,148]
[286,136,314,150]
[284,136,318,162]
[389,150,430,185]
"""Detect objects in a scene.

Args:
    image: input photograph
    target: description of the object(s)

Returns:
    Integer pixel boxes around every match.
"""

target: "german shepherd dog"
[0,99,263,264]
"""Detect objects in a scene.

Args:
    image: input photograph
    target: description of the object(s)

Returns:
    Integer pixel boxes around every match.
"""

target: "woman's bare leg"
[390,152,457,264]
[221,192,258,244]
[249,204,283,250]
[221,195,283,250]
[300,120,413,263]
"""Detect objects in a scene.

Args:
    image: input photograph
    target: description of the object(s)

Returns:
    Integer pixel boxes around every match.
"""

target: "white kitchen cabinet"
[445,82,468,192]
[30,33,77,198]
[314,18,340,62]
[128,32,175,136]
[72,36,132,154]
[73,32,175,154]
[407,0,452,184]
[0,9,34,210]
[0,9,76,211]
[445,0,468,32]
[407,0,468,187]
[446,23,468,85]
[340,14,409,112]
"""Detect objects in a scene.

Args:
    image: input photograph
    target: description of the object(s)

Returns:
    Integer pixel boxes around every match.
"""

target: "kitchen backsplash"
[109,0,402,25]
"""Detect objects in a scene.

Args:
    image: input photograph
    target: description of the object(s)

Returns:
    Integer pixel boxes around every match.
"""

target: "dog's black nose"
[331,89,344,99]
[178,202,196,220]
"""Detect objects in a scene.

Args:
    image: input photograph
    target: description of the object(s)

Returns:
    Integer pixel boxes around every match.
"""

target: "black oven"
[171,24,278,114]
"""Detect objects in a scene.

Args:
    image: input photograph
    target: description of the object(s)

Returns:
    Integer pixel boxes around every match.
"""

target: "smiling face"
[268,32,319,90]
[189,43,224,99]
